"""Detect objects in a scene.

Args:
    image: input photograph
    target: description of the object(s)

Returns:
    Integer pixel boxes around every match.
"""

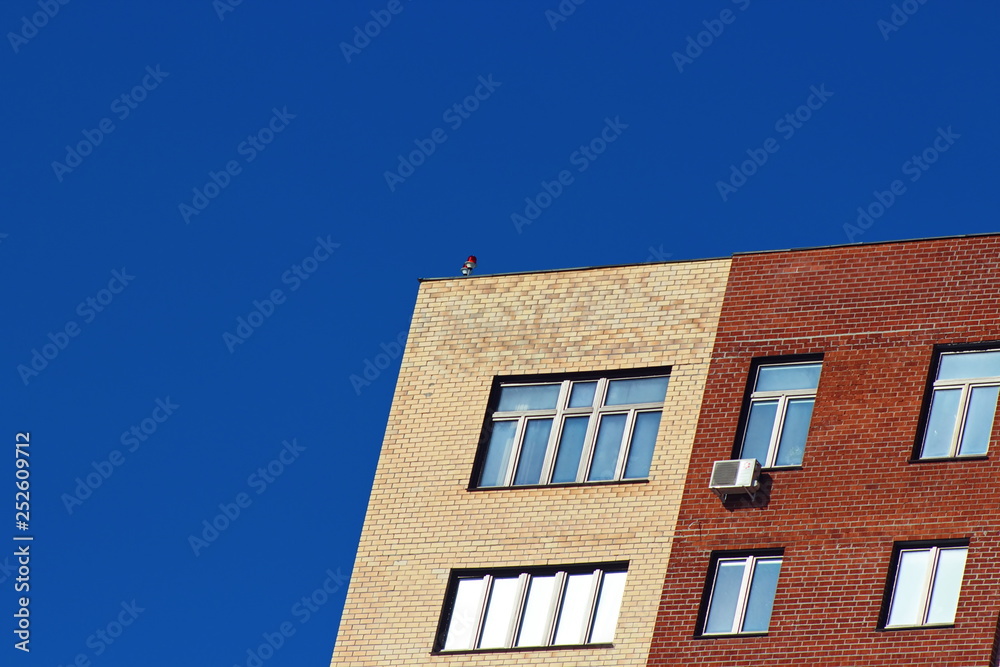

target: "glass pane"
[704,560,746,634]
[553,573,594,645]
[887,549,931,627]
[741,400,778,466]
[568,382,597,408]
[479,577,520,648]
[958,385,999,456]
[587,414,627,481]
[606,377,669,405]
[938,350,1000,380]
[515,575,556,647]
[774,398,814,466]
[513,419,553,485]
[921,389,961,458]
[551,417,589,484]
[756,363,821,391]
[589,571,627,643]
[498,384,560,412]
[478,421,517,487]
[444,578,485,650]
[742,558,782,632]
[926,547,968,624]
[624,411,661,479]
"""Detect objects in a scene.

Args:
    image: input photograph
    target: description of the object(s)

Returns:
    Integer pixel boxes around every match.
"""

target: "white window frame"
[702,554,783,636]
[884,544,968,628]
[739,361,820,468]
[479,375,668,488]
[439,565,627,651]
[920,350,1000,459]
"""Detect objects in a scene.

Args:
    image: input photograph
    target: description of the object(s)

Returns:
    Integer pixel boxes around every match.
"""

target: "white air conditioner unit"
[709,458,761,499]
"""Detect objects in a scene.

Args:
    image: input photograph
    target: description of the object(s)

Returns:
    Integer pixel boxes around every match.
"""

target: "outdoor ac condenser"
[709,458,761,499]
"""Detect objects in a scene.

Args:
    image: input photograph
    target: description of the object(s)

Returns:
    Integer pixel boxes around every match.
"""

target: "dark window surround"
[876,538,970,631]
[909,341,1000,463]
[432,561,629,653]
[728,353,824,467]
[468,366,671,490]
[693,548,785,639]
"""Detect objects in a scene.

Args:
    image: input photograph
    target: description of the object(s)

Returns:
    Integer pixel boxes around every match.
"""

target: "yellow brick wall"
[331,259,731,666]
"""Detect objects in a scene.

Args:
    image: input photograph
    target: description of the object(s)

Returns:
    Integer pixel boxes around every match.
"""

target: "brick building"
[332,234,1000,666]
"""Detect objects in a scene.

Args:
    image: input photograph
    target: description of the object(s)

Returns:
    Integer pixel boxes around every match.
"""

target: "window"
[701,552,783,636]
[475,372,669,488]
[919,348,1000,459]
[436,563,628,651]
[737,360,821,468]
[882,542,968,628]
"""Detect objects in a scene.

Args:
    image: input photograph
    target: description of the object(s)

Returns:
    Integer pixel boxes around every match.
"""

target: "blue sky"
[2,1,997,665]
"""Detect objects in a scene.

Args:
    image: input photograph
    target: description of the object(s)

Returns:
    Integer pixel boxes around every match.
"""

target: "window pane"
[515,575,556,647]
[921,389,962,458]
[498,384,560,411]
[742,558,782,632]
[624,411,661,479]
[479,577,520,648]
[958,385,999,456]
[551,416,589,484]
[478,421,517,487]
[588,414,627,481]
[553,573,594,645]
[741,400,778,466]
[887,549,931,627]
[444,578,485,650]
[513,419,553,485]
[774,398,813,466]
[926,547,967,624]
[704,560,746,634]
[589,571,627,643]
[756,363,821,391]
[568,382,597,408]
[605,377,669,405]
[938,351,1000,380]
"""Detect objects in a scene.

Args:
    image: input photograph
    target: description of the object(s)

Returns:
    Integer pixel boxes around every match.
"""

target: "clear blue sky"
[3,1,997,665]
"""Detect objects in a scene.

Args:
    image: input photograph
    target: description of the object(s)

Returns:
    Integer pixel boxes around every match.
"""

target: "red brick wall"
[647,236,1000,666]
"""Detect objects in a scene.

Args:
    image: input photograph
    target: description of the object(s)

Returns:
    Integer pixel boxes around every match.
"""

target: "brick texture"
[331,260,731,666]
[647,236,1000,667]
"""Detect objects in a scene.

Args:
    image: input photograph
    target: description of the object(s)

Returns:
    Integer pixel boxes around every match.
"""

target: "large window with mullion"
[918,347,1000,459]
[476,372,669,488]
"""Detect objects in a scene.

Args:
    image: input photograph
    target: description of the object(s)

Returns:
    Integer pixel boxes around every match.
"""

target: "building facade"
[333,234,1000,666]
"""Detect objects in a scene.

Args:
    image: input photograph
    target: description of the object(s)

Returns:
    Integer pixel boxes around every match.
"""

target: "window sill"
[760,465,803,472]
[908,455,988,464]
[468,478,649,492]
[877,623,956,632]
[695,632,768,640]
[434,643,613,655]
